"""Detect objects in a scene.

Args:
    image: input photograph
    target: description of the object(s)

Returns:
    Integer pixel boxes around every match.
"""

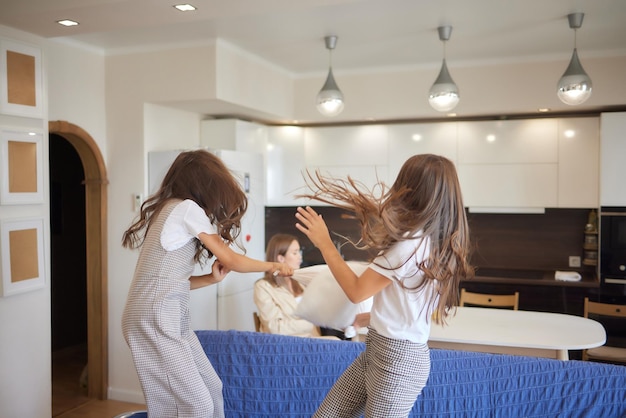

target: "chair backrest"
[584,298,626,319]
[253,312,262,332]
[582,297,626,363]
[459,288,519,310]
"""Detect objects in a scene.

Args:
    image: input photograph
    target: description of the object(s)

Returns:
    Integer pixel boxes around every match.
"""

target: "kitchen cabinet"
[600,112,626,206]
[266,125,389,206]
[458,164,557,208]
[458,119,558,164]
[304,125,389,199]
[266,125,307,206]
[457,119,559,209]
[263,117,601,210]
[387,122,458,181]
[557,117,599,208]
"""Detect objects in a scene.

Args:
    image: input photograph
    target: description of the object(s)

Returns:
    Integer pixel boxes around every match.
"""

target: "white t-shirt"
[160,199,218,251]
[368,234,437,343]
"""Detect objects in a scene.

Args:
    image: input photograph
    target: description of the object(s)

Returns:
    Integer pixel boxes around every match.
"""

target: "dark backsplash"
[265,206,596,276]
[265,206,374,266]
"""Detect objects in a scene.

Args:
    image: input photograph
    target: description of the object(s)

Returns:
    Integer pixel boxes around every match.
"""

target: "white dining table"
[428,306,606,360]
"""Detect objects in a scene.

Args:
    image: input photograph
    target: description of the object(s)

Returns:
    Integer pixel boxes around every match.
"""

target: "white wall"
[0,25,108,418]
[46,41,107,153]
[0,26,50,418]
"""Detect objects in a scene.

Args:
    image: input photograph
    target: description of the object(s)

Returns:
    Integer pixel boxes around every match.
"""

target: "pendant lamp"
[429,26,460,112]
[557,13,592,105]
[316,35,344,117]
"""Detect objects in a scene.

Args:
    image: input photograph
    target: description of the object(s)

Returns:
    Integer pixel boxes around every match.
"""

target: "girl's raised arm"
[295,206,390,302]
[198,232,293,276]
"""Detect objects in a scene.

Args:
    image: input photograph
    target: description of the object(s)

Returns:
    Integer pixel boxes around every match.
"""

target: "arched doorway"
[48,121,108,399]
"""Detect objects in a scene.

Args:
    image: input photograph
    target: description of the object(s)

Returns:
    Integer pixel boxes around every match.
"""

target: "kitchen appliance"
[599,206,626,302]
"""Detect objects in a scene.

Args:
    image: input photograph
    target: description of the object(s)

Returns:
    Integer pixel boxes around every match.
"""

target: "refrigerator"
[148,148,265,332]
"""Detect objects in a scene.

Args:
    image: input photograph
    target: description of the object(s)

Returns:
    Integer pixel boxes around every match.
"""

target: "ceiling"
[1,0,625,123]
[1,0,625,75]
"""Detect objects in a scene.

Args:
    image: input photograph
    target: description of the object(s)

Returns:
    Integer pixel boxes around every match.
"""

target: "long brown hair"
[262,233,304,296]
[122,150,247,263]
[299,154,473,323]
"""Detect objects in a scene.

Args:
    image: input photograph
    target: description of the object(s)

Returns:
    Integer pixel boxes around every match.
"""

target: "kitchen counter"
[464,268,599,288]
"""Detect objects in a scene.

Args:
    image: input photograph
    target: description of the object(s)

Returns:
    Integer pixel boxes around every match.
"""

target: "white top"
[369,234,437,343]
[429,306,606,351]
[161,199,218,251]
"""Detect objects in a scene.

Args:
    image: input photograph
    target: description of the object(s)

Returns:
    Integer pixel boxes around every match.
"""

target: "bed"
[196,330,626,417]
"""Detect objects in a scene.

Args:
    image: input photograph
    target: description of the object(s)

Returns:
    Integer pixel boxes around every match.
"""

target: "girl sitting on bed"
[253,233,322,337]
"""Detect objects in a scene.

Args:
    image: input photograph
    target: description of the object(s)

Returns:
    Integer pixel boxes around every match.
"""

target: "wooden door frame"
[49,121,109,399]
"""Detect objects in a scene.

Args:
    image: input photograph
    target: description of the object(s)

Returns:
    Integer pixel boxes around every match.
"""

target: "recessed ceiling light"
[57,19,79,27]
[174,4,197,12]
[538,108,551,112]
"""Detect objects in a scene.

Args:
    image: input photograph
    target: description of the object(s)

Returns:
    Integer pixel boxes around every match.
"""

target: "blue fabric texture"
[195,330,626,418]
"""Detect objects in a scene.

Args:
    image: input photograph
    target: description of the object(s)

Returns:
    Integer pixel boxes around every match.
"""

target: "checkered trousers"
[122,201,224,417]
[313,328,430,418]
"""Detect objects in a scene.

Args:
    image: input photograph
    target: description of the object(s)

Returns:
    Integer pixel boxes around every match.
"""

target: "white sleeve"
[369,235,428,282]
[161,199,218,251]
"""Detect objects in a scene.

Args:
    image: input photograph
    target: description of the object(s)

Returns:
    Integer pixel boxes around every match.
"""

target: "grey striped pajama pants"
[314,328,430,418]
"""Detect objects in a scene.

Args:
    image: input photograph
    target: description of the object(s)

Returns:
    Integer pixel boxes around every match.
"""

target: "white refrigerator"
[148,148,265,332]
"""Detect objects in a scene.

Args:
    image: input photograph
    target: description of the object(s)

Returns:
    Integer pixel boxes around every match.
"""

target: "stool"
[113,411,147,418]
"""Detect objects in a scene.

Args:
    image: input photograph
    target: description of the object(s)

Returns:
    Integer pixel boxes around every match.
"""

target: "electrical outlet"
[568,256,581,268]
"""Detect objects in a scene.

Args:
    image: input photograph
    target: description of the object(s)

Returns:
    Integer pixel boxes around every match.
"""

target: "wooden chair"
[583,298,626,364]
[253,312,262,332]
[459,288,519,310]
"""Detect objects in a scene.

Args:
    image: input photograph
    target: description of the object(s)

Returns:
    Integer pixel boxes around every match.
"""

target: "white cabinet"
[557,117,599,208]
[458,164,558,208]
[600,112,626,206]
[387,122,458,182]
[266,126,307,206]
[266,125,390,206]
[304,125,389,200]
[263,117,601,209]
[458,119,558,164]
[457,119,559,209]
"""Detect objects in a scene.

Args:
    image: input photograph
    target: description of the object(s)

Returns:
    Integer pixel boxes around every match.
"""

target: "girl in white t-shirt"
[121,150,292,418]
[295,154,473,418]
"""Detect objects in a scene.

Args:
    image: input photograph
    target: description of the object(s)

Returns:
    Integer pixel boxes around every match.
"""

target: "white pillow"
[293,261,373,331]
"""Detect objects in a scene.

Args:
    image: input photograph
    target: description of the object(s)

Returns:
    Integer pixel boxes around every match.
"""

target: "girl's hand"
[270,262,294,277]
[190,260,230,290]
[211,259,230,283]
[295,206,333,250]
[353,312,371,328]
